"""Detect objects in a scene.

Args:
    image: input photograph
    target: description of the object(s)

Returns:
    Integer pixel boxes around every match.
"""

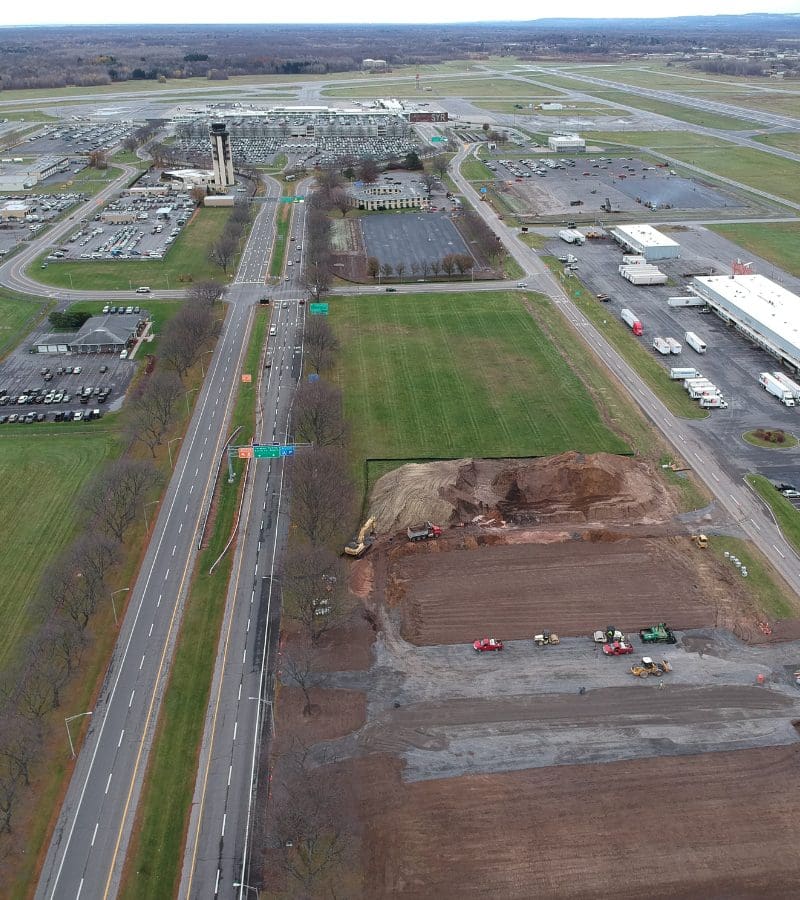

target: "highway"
[34,174,283,900]
[450,142,800,597]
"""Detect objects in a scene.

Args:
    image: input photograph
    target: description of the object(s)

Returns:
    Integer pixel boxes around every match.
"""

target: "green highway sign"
[430,136,443,143]
[254,445,280,458]
[309,303,329,315]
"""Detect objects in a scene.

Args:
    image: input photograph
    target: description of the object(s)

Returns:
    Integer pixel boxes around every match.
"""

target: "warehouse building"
[548,133,585,152]
[610,224,681,261]
[692,274,800,371]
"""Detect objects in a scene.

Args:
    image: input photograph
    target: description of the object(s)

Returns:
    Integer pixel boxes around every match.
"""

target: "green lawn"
[324,76,560,99]
[269,194,292,277]
[0,432,117,666]
[333,292,630,483]
[0,291,49,359]
[34,165,124,197]
[585,131,725,151]
[459,156,493,181]
[710,222,800,278]
[752,132,800,154]
[747,474,800,563]
[541,257,706,421]
[32,208,234,291]
[120,308,267,900]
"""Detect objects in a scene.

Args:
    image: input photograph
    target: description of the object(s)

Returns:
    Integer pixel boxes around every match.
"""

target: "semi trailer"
[620,308,643,336]
[759,372,796,407]
[685,331,707,354]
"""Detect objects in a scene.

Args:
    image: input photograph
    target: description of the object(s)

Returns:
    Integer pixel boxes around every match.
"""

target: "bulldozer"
[629,657,672,678]
[534,630,560,647]
[344,516,376,558]
[639,623,677,644]
[691,534,708,549]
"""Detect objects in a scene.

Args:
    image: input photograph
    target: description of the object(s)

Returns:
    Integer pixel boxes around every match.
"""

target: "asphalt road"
[34,176,282,900]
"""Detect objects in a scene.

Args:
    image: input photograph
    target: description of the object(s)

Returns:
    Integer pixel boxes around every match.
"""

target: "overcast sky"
[2,3,798,27]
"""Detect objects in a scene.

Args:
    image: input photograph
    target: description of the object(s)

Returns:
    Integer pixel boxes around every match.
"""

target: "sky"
[1,2,798,27]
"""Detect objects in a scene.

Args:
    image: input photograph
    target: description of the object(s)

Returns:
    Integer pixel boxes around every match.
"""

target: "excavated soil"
[370,452,675,534]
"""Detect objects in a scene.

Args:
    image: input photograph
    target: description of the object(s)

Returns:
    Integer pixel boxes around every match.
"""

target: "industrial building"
[692,274,800,371]
[610,224,681,261]
[210,122,235,191]
[0,155,70,191]
[0,200,28,221]
[548,133,585,152]
[161,169,215,190]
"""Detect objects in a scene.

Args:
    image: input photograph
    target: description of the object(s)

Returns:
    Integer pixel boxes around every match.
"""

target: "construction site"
[270,451,800,897]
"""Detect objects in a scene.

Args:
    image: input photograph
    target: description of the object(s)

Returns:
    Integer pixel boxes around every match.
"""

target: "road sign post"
[309,303,328,315]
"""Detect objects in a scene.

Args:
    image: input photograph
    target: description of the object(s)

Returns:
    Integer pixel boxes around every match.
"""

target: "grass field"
[586,131,726,151]
[0,432,117,666]
[120,308,267,900]
[710,222,800,277]
[753,132,800,154]
[0,291,49,359]
[324,76,561,99]
[747,474,800,561]
[459,156,493,181]
[333,292,630,487]
[269,189,293,277]
[541,257,707,421]
[32,208,234,290]
[37,165,124,196]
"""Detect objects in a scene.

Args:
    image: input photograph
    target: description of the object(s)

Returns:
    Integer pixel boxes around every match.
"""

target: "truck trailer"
[620,308,643,336]
[558,228,585,245]
[670,367,700,380]
[759,372,796,407]
[699,395,728,408]
[685,331,707,354]
[771,371,800,400]
[665,337,682,354]
[652,337,671,355]
[668,296,706,308]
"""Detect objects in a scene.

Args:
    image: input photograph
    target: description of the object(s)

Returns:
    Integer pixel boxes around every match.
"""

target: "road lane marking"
[773,544,786,558]
[730,494,740,505]
[172,545,176,556]
[105,773,113,795]
[233,721,237,741]
[148,622,154,636]
[129,689,136,707]
[753,521,761,531]
[242,648,247,664]
[139,655,145,671]
[228,765,232,787]
[178,522,183,534]
[189,484,194,494]
[711,472,719,482]
[77,879,84,900]
[118,730,124,748]
[247,618,251,633]
[221,813,226,837]
[165,568,170,580]
[91,823,99,847]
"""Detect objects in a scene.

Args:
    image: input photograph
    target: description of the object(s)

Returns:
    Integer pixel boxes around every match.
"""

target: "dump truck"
[534,630,560,646]
[759,372,796,407]
[407,522,443,542]
[344,516,376,558]
[639,623,677,644]
[630,657,672,677]
[620,308,643,336]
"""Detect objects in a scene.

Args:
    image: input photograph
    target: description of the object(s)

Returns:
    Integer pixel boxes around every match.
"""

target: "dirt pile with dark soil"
[370,452,675,533]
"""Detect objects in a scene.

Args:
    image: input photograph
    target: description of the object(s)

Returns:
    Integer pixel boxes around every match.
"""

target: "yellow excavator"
[344,516,376,558]
[691,534,708,549]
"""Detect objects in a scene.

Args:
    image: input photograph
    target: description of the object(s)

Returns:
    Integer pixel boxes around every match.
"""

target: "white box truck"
[699,395,728,409]
[665,337,682,354]
[670,367,699,380]
[652,337,671,355]
[668,296,706,308]
[771,371,800,400]
[689,383,721,400]
[760,372,796,406]
[685,331,707,354]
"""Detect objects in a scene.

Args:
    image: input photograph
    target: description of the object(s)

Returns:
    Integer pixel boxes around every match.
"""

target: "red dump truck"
[407,522,443,542]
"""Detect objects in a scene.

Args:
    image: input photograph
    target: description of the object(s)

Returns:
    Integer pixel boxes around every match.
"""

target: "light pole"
[167,436,181,468]
[200,349,214,377]
[110,587,130,626]
[143,498,159,531]
[249,697,275,736]
[183,387,198,416]
[65,711,92,759]
[233,883,259,899]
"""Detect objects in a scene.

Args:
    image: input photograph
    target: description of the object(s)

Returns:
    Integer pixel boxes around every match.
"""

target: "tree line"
[0,284,224,836]
[208,200,251,275]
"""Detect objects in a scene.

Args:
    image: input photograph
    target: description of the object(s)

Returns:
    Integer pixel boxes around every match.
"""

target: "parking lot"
[0,325,137,427]
[361,209,471,271]
[0,193,83,258]
[17,118,135,158]
[486,154,749,218]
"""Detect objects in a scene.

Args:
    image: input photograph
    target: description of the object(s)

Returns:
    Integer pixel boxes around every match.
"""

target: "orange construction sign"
[241,373,252,383]
[238,446,254,459]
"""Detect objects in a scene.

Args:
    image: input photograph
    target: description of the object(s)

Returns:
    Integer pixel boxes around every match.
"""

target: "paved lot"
[361,210,471,270]
[17,119,134,158]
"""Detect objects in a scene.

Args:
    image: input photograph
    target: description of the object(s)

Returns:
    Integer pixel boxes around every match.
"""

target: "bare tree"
[281,542,347,644]
[282,638,319,715]
[289,448,353,548]
[379,262,394,280]
[421,172,437,194]
[454,253,474,275]
[432,154,449,178]
[331,189,350,218]
[81,459,159,543]
[292,379,347,447]
[71,533,119,588]
[357,157,379,184]
[190,185,207,206]
[209,233,237,273]
[366,256,380,279]
[303,317,339,376]
[441,254,457,276]
[188,279,225,305]
[127,370,184,455]
[0,713,41,787]
[160,303,218,378]
[394,261,406,281]
[0,764,19,833]
[410,261,421,277]
[87,149,108,169]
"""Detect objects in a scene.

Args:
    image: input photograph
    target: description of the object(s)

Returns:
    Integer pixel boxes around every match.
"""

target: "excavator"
[344,516,376,558]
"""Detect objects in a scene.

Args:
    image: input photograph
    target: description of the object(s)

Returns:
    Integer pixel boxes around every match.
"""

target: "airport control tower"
[210,122,234,191]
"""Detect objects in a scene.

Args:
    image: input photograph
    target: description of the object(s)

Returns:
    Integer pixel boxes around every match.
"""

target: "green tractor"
[639,623,677,644]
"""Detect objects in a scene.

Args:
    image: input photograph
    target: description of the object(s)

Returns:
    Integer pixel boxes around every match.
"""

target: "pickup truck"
[406,522,443,542]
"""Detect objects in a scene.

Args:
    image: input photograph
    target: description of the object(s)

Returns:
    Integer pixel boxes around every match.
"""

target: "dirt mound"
[370,452,674,533]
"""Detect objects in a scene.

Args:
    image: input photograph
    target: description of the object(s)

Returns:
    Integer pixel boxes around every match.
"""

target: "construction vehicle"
[603,640,634,656]
[534,630,560,646]
[639,623,677,644]
[629,657,672,677]
[691,534,708,549]
[594,626,623,644]
[344,516,376,558]
[473,637,504,652]
[407,522,443,542]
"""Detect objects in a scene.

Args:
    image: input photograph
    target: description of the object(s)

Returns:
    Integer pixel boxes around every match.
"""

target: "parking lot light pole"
[110,587,130,626]
[249,697,275,736]
[65,711,92,759]
[233,883,259,899]
[143,499,159,531]
[167,436,181,468]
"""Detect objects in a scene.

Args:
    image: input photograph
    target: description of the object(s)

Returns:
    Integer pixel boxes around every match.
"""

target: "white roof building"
[548,133,585,152]
[693,274,800,370]
[611,224,681,261]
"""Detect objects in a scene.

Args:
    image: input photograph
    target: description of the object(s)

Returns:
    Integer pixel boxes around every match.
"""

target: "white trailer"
[670,367,699,380]
[620,308,643,335]
[685,331,707,354]
[620,265,668,286]
[688,383,721,400]
[622,254,645,265]
[665,337,682,354]
[699,395,728,409]
[558,228,585,245]
[760,372,796,406]
[667,296,706,307]
[652,337,671,355]
[771,371,800,400]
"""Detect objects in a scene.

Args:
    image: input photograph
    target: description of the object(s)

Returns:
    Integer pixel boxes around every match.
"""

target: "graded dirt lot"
[351,744,800,899]
[392,535,716,645]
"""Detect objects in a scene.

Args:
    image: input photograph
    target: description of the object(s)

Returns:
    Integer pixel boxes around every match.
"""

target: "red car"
[473,637,504,652]
[603,640,633,656]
